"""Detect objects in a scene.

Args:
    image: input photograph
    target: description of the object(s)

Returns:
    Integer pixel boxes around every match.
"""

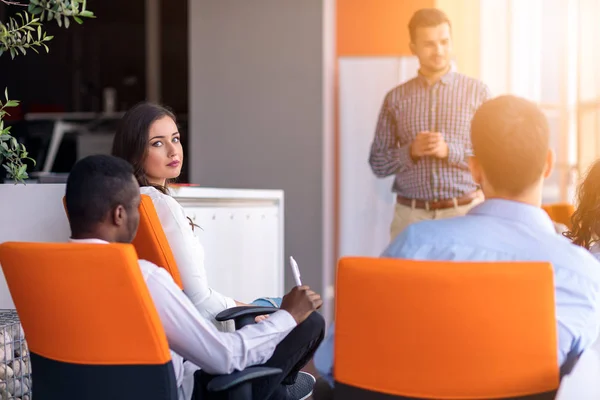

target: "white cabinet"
[170,187,284,303]
[0,184,285,308]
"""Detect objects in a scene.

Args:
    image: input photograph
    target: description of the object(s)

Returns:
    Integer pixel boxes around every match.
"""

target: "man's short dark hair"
[66,154,138,236]
[408,8,451,43]
[471,95,550,195]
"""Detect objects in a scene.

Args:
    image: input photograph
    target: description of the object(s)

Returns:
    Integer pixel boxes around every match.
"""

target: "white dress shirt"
[140,186,237,331]
[69,238,297,400]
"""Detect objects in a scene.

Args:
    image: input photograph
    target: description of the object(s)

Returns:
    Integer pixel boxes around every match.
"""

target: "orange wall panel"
[337,0,435,56]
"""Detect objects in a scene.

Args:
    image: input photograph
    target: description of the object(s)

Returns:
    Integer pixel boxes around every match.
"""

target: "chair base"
[334,382,557,400]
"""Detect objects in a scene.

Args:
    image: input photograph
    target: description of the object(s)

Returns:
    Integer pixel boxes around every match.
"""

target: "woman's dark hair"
[111,102,201,231]
[111,101,176,195]
[564,160,600,249]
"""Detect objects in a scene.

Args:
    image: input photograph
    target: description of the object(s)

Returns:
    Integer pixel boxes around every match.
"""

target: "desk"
[24,112,124,173]
[556,337,600,399]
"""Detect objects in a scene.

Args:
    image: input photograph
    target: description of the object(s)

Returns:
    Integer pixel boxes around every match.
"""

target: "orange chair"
[0,242,178,400]
[0,242,281,399]
[334,257,559,399]
[134,194,184,289]
[62,194,184,289]
[542,203,575,229]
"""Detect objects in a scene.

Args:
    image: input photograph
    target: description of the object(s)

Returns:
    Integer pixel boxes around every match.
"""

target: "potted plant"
[0,1,95,311]
[0,0,94,183]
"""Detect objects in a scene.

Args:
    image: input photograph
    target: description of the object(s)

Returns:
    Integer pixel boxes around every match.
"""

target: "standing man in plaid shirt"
[369,8,491,240]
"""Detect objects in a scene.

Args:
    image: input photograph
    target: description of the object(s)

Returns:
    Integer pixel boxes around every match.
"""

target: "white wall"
[338,56,419,258]
[0,184,71,308]
[188,1,328,298]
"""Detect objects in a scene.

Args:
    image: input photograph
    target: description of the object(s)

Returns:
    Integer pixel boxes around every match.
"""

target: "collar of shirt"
[69,238,110,244]
[416,69,457,87]
[467,198,556,234]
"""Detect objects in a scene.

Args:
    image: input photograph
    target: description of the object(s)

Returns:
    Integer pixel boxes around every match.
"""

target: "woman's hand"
[255,315,270,323]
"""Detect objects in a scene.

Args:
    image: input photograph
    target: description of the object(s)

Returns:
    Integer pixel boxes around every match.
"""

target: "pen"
[290,256,302,287]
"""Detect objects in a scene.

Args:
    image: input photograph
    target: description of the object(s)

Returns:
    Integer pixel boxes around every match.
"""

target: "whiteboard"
[338,57,419,258]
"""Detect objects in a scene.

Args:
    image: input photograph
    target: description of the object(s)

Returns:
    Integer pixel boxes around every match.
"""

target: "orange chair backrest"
[134,195,183,289]
[335,257,559,399]
[62,194,183,289]
[542,203,575,229]
[0,242,171,365]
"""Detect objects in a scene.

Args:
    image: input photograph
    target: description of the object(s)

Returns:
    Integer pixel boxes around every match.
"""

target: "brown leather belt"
[397,191,480,210]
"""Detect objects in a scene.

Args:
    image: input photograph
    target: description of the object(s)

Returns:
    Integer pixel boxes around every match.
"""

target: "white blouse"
[591,241,600,260]
[140,186,237,331]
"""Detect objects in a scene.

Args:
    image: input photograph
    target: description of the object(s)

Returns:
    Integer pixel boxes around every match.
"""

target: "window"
[480,0,600,203]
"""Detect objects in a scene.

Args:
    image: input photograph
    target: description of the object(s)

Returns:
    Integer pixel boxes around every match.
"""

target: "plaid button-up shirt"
[369,71,491,201]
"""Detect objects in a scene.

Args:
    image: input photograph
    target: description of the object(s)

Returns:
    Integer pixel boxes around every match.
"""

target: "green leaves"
[0,1,93,183]
[1,11,47,59]
[0,88,35,184]
[0,0,95,59]
[37,0,96,29]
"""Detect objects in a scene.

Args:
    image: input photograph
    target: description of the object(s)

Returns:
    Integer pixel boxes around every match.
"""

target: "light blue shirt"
[314,199,600,387]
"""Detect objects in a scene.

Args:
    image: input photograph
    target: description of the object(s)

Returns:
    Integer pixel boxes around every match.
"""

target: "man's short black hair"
[66,154,138,236]
[471,95,550,195]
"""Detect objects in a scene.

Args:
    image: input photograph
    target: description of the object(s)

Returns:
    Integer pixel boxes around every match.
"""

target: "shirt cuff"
[267,310,298,331]
[224,296,237,310]
[447,143,465,165]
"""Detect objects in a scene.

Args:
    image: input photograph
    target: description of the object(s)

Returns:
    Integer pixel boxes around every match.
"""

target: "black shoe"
[286,371,316,400]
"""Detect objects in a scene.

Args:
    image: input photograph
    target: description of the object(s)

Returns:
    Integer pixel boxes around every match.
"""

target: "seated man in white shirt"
[64,154,325,400]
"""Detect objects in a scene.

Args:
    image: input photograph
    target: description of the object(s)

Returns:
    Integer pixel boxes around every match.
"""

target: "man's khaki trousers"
[390,195,484,242]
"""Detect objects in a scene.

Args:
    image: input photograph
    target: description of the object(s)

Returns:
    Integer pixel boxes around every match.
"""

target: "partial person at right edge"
[368,8,490,241]
[564,159,600,258]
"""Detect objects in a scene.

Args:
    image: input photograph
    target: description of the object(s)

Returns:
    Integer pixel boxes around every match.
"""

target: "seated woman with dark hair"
[111,102,282,332]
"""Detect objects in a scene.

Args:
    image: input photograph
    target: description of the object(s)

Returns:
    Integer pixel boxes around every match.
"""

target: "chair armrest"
[216,306,279,329]
[207,366,282,392]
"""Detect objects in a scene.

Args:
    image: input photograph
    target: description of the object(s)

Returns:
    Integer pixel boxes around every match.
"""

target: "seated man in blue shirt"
[313,95,600,393]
